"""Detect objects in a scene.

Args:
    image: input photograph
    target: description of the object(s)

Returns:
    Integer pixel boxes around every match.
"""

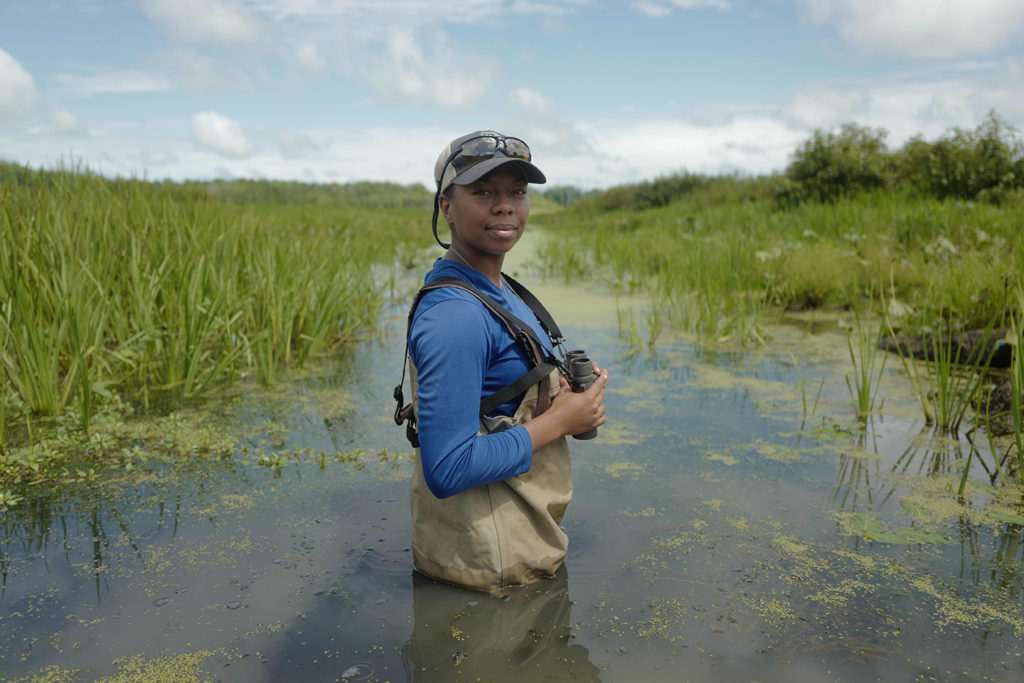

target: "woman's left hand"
[524,362,609,450]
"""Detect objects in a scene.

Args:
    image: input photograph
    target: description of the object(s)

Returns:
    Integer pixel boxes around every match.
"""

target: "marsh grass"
[960,389,1009,497]
[887,316,1000,433]
[845,296,887,419]
[790,354,825,422]
[1009,286,1024,475]
[0,165,424,465]
[540,185,1024,345]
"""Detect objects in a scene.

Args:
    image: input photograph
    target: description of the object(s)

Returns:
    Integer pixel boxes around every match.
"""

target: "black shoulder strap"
[423,277,555,359]
[478,360,556,416]
[501,272,565,347]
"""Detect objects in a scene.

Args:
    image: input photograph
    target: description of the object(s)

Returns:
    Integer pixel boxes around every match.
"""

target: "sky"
[2,0,1024,190]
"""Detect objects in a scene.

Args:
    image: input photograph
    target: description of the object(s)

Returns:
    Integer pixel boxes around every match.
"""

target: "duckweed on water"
[97,651,223,683]
[619,505,1024,653]
[599,461,647,479]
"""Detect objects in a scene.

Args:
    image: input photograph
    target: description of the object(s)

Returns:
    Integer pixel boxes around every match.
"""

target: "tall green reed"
[0,166,422,449]
[845,293,887,419]
[1009,284,1024,476]
[887,314,999,433]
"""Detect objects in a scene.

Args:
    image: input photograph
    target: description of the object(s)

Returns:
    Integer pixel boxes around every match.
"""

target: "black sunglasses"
[441,135,532,182]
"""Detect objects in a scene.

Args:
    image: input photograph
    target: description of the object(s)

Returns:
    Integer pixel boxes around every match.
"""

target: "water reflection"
[401,568,599,682]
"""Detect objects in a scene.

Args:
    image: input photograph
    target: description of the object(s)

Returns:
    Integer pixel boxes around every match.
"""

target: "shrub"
[575,172,708,212]
[895,111,1024,202]
[784,123,892,203]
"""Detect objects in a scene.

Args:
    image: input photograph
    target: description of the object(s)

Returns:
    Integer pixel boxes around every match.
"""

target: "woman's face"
[439,166,530,258]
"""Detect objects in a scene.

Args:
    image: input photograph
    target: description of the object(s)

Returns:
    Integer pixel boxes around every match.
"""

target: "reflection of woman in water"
[394,131,609,592]
[401,566,600,681]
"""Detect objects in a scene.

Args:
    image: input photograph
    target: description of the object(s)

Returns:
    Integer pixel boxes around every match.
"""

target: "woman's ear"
[438,193,453,226]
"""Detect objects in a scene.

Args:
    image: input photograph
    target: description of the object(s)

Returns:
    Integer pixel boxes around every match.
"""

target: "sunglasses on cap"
[443,134,532,178]
[432,133,533,249]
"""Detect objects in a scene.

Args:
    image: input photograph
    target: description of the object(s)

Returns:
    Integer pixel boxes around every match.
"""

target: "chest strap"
[393,274,565,447]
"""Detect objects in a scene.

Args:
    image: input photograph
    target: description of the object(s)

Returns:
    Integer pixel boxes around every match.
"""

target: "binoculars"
[563,349,598,441]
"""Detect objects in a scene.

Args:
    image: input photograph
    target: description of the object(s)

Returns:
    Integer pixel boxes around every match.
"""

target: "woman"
[396,130,609,592]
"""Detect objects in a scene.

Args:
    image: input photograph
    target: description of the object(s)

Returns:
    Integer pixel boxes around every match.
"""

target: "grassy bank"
[538,184,1024,342]
[0,164,427,482]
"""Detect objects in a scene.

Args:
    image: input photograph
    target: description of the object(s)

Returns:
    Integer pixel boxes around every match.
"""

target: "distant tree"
[573,172,710,212]
[895,110,1024,202]
[784,123,892,203]
[541,185,588,206]
[203,178,432,209]
[634,172,708,209]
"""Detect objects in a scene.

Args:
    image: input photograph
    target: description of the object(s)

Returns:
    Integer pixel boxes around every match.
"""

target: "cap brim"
[452,157,546,186]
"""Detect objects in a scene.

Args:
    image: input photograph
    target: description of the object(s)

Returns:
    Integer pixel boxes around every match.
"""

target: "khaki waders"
[408,364,571,592]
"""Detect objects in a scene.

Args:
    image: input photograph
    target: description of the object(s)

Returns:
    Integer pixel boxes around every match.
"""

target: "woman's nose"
[492,192,513,213]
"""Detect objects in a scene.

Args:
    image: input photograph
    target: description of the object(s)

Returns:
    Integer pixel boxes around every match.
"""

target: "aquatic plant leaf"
[899,500,930,518]
[847,512,897,542]
[846,512,953,545]
[986,511,1024,525]
[891,528,954,545]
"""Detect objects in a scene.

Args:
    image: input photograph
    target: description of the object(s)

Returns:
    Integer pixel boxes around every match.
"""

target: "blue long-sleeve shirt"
[408,259,556,499]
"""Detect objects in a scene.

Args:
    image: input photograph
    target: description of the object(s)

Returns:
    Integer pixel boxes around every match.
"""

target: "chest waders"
[393,274,572,591]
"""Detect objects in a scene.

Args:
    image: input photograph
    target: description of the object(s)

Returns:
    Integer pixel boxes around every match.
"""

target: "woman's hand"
[523,362,609,451]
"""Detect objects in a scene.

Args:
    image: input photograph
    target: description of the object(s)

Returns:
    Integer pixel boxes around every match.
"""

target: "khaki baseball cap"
[433,131,546,195]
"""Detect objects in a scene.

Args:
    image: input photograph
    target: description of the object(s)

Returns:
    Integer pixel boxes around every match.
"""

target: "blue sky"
[2,0,1023,189]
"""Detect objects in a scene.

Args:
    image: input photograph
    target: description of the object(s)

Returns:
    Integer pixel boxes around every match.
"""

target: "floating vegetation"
[96,650,222,683]
[834,510,955,545]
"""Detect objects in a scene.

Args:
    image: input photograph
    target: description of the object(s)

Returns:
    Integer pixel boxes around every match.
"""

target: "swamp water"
[3,240,1024,683]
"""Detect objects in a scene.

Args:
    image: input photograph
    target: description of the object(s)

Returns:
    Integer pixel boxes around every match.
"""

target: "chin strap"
[431,191,450,249]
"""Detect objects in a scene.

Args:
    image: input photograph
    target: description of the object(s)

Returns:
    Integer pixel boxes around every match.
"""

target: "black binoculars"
[563,349,598,441]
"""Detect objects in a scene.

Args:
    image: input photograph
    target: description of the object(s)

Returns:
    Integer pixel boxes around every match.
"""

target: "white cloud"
[798,0,1024,58]
[150,50,253,91]
[294,42,326,71]
[144,150,179,166]
[632,1,672,17]
[501,90,592,158]
[632,0,729,16]
[141,0,263,44]
[278,131,318,159]
[668,0,729,7]
[51,67,172,96]
[367,27,486,109]
[511,88,555,116]
[50,109,84,134]
[782,87,871,129]
[130,1,595,115]
[241,0,585,24]
[509,0,587,15]
[573,117,803,186]
[0,49,86,135]
[0,48,38,123]
[778,59,1024,144]
[191,111,252,158]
